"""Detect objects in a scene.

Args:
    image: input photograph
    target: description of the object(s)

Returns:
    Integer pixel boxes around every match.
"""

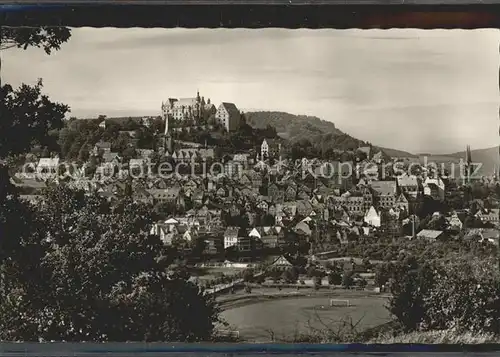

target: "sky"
[3,28,500,154]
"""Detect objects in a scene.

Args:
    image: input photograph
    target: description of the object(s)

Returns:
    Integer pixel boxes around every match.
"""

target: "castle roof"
[219,102,240,118]
[174,97,199,107]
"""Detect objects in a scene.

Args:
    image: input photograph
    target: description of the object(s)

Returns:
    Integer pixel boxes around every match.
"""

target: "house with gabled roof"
[36,157,60,176]
[395,193,409,212]
[465,228,499,245]
[148,187,181,203]
[357,146,372,159]
[397,174,419,199]
[93,141,112,155]
[295,221,312,236]
[241,174,252,187]
[224,226,239,249]
[364,206,381,227]
[476,209,500,225]
[423,177,446,201]
[285,185,297,201]
[216,186,230,198]
[446,212,463,231]
[269,255,293,269]
[268,183,284,203]
[371,180,397,209]
[248,228,261,239]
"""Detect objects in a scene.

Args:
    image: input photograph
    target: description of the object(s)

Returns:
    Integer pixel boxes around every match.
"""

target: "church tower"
[164,105,169,136]
[465,144,473,184]
[196,90,201,119]
[163,103,173,153]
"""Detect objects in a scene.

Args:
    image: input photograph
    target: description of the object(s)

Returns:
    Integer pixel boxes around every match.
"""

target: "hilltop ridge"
[245,111,416,158]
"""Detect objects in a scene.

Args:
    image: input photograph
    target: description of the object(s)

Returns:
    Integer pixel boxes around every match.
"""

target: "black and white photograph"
[2,26,500,345]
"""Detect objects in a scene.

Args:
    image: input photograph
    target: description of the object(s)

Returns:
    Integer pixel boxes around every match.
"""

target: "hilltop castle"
[161,90,241,134]
[161,91,216,124]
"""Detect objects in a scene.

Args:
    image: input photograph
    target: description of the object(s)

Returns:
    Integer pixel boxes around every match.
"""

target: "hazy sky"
[3,28,500,154]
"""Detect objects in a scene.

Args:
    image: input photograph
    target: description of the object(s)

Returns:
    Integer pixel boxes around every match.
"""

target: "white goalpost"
[330,299,350,307]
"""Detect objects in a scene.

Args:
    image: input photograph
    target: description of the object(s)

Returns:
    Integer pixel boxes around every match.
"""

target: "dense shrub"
[388,255,500,335]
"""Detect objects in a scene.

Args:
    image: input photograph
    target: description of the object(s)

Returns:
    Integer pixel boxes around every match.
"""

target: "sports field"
[220,289,390,342]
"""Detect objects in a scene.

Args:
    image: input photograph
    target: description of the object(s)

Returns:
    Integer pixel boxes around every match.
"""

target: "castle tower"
[164,106,169,136]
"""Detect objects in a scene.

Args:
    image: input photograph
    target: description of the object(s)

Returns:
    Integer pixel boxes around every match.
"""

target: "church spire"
[465,144,473,184]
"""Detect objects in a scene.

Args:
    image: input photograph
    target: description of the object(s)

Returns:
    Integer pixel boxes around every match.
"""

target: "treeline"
[387,253,500,335]
[289,135,371,161]
[245,111,341,139]
[244,111,388,160]
[173,115,281,157]
[54,116,164,162]
[0,174,219,342]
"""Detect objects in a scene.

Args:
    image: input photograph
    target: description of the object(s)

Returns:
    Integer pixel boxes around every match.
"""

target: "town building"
[93,141,112,156]
[423,177,446,201]
[371,180,397,209]
[215,102,241,132]
[397,174,420,199]
[364,206,381,227]
[416,229,446,242]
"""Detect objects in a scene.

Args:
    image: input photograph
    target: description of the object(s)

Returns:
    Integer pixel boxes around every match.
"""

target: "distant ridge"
[245,111,416,158]
[441,145,500,176]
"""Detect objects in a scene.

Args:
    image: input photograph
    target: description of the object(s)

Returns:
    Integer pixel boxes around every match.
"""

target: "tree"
[78,144,91,163]
[1,80,69,158]
[1,27,71,54]
[242,269,255,283]
[281,267,299,284]
[357,276,368,289]
[313,276,322,290]
[1,27,72,159]
[307,266,319,278]
[374,263,393,289]
[387,257,434,332]
[0,186,220,342]
[362,257,372,272]
[342,271,355,289]
[427,215,447,231]
[328,271,342,286]
[244,284,252,294]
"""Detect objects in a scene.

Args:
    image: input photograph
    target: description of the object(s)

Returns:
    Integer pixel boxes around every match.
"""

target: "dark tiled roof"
[220,102,240,118]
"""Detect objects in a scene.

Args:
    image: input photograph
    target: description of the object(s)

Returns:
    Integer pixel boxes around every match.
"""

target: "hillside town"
[11,90,500,276]
[5,24,500,344]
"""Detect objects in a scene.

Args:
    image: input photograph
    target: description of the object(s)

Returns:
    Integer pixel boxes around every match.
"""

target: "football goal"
[330,299,350,307]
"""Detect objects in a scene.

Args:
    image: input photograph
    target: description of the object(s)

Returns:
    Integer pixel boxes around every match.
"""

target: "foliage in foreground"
[0,182,220,342]
[388,254,500,335]
[370,329,499,344]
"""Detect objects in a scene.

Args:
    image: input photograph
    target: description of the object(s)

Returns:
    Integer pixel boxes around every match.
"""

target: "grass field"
[220,288,390,342]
